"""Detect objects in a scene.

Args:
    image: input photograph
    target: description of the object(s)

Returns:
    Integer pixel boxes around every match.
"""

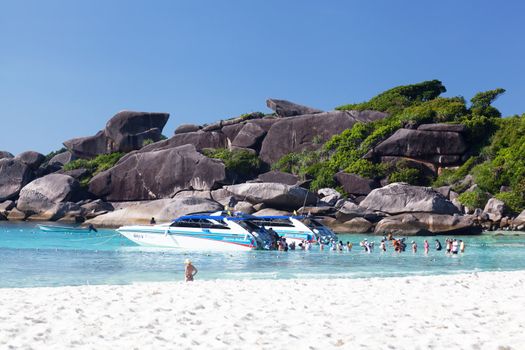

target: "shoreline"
[2,271,524,349]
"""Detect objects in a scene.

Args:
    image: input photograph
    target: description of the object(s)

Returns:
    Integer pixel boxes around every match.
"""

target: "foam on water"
[1,221,525,287]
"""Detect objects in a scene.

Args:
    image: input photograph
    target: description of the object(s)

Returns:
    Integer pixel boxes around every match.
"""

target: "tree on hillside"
[470,88,506,118]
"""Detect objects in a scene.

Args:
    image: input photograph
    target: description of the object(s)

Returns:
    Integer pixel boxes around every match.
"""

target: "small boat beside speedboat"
[117,214,276,251]
[38,224,95,233]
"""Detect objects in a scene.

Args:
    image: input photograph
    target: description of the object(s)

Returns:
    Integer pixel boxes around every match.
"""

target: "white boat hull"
[118,227,255,251]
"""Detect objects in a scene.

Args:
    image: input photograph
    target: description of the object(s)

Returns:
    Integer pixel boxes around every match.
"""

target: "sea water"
[1,221,525,288]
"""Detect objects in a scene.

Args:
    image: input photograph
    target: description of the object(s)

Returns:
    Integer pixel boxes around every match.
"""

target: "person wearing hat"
[184,259,198,282]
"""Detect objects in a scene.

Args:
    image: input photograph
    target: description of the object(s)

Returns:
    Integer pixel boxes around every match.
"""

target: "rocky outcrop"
[417,123,466,133]
[374,213,481,235]
[80,199,114,219]
[266,98,323,118]
[0,200,15,214]
[64,111,169,158]
[234,201,255,214]
[359,183,460,215]
[175,124,201,134]
[224,183,317,210]
[366,128,467,167]
[17,174,81,220]
[136,131,227,155]
[335,172,379,196]
[0,151,14,160]
[330,217,373,233]
[317,188,342,206]
[7,208,26,220]
[89,145,227,201]
[256,171,301,186]
[483,198,506,222]
[231,122,267,149]
[48,151,75,166]
[336,201,383,222]
[260,110,388,164]
[86,197,223,227]
[15,151,45,170]
[0,158,33,201]
[253,208,290,216]
[512,210,525,228]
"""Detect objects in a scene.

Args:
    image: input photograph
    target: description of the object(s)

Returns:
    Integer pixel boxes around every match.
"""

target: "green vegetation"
[63,152,124,188]
[388,167,421,186]
[336,79,446,115]
[272,80,509,201]
[142,138,155,147]
[202,148,262,178]
[457,189,489,209]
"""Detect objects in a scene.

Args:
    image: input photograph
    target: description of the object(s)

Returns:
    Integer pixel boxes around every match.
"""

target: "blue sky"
[1,0,524,155]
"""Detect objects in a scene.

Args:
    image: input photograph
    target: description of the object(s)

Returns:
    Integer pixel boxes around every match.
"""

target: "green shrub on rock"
[202,148,262,177]
[388,168,422,186]
[64,152,124,175]
[457,189,489,210]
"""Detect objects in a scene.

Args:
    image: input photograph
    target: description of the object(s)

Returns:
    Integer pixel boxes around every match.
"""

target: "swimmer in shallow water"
[184,259,198,282]
[435,239,442,251]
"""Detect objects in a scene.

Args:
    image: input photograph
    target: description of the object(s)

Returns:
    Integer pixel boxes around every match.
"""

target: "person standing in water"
[411,241,417,253]
[435,239,442,251]
[184,259,198,282]
[380,239,386,252]
[451,239,459,254]
[460,240,465,253]
[424,240,429,254]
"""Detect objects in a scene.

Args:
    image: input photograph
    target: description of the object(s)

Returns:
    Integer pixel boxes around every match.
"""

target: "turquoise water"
[1,221,525,288]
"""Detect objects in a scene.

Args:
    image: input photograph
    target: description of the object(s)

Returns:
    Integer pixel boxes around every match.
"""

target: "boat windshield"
[236,220,262,232]
[250,218,294,227]
[170,218,230,230]
[236,220,276,250]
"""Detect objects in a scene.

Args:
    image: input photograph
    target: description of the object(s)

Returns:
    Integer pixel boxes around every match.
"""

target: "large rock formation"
[48,151,76,166]
[89,144,227,201]
[15,151,45,170]
[256,171,301,186]
[17,174,81,220]
[64,111,169,158]
[483,198,506,222]
[335,172,379,196]
[86,197,223,227]
[374,213,481,235]
[224,182,317,210]
[359,183,460,215]
[260,110,388,164]
[0,151,14,160]
[231,122,267,149]
[266,98,323,118]
[330,217,373,233]
[0,158,33,201]
[135,131,227,154]
[366,128,467,167]
[174,124,201,134]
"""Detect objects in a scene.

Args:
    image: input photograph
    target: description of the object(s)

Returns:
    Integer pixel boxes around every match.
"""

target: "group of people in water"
[361,234,466,254]
[271,230,467,255]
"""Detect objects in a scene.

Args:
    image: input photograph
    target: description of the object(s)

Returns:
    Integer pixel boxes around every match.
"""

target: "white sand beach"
[1,271,524,350]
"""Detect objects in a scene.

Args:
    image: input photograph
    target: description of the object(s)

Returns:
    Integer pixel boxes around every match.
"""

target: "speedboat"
[117,214,276,251]
[248,215,338,245]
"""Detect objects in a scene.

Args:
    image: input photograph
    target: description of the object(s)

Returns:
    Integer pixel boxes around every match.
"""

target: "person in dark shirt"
[435,239,442,251]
